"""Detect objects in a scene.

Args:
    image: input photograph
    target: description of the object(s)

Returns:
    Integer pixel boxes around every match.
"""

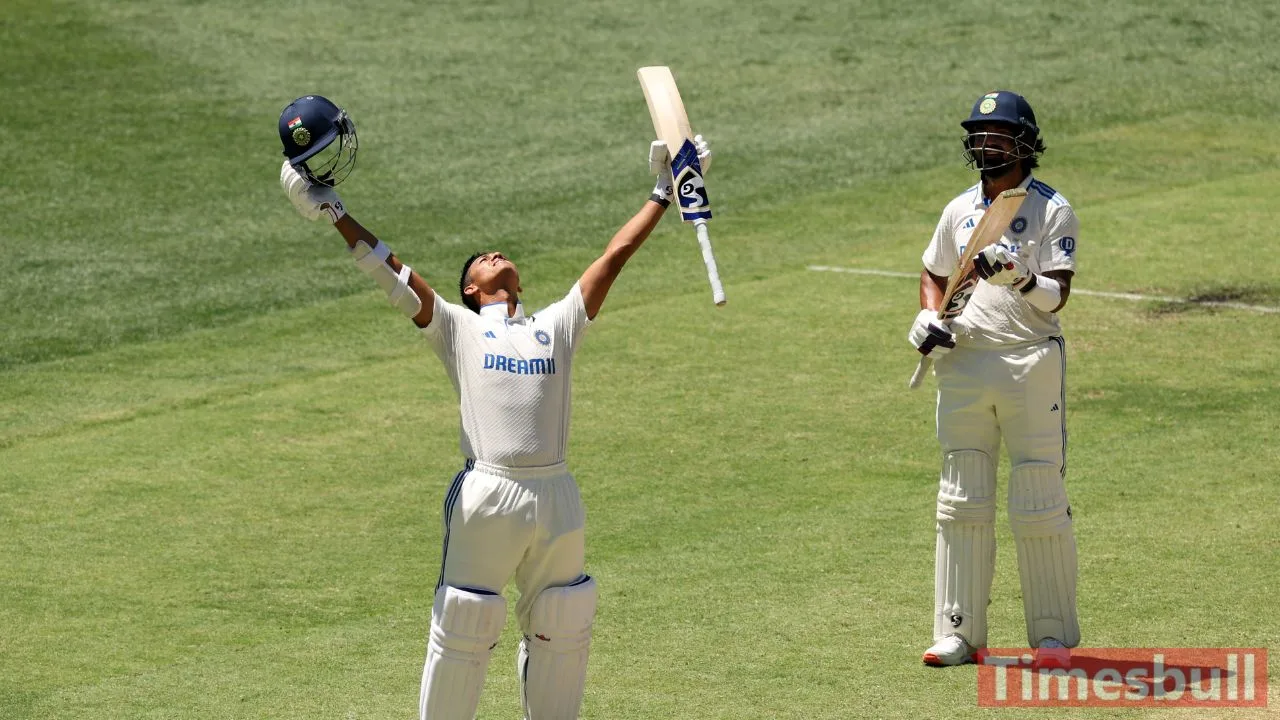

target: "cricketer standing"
[908,90,1081,667]
[275,95,711,718]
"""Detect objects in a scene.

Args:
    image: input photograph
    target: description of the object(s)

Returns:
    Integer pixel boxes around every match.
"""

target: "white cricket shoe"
[1034,637,1070,671]
[922,634,979,667]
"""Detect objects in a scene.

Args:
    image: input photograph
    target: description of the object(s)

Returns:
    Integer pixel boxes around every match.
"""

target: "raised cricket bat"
[637,66,725,306]
[908,188,1028,389]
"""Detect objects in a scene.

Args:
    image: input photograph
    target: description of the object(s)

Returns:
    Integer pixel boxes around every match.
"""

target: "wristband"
[1019,273,1063,312]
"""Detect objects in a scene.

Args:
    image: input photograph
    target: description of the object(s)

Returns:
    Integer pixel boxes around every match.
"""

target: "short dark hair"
[459,251,487,313]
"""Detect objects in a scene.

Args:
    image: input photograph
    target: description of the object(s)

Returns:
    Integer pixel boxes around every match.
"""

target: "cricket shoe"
[1033,638,1070,671]
[922,634,980,667]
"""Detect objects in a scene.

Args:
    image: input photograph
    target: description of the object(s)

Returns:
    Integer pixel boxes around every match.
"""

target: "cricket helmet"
[960,90,1041,173]
[279,95,358,187]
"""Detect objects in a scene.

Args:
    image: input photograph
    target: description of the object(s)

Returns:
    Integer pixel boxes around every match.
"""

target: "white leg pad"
[519,576,598,720]
[419,586,507,720]
[1008,462,1080,648]
[934,450,997,647]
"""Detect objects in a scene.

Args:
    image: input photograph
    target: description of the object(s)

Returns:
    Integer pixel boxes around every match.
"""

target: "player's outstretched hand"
[280,161,347,224]
[908,308,956,358]
[693,134,711,173]
[648,141,675,206]
[973,244,1030,288]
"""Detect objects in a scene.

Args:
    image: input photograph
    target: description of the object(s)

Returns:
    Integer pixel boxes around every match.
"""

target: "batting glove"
[973,244,1030,289]
[693,133,711,173]
[648,141,674,207]
[280,161,346,223]
[908,308,956,358]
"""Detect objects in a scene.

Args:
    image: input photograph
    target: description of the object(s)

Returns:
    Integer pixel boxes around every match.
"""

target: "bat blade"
[637,66,693,162]
[908,187,1029,389]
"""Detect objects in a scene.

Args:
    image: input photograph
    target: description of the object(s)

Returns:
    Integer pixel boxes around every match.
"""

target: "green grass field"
[3,0,1279,717]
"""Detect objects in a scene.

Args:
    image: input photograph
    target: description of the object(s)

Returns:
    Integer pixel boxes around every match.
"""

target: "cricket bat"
[637,66,725,306]
[908,188,1028,389]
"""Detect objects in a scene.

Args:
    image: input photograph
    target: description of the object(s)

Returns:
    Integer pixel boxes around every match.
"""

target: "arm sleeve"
[1037,204,1079,274]
[542,283,592,351]
[419,292,464,364]
[922,207,958,277]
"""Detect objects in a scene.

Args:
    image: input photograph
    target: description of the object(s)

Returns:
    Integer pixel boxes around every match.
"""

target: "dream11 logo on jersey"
[976,647,1268,708]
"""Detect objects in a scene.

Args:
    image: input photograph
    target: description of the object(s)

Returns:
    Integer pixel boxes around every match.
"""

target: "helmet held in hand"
[279,95,358,187]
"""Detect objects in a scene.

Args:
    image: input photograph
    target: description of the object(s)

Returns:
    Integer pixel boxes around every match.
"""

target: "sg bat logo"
[939,272,979,320]
[671,138,712,221]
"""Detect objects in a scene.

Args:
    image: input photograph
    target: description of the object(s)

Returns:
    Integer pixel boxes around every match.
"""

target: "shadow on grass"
[1146,283,1280,315]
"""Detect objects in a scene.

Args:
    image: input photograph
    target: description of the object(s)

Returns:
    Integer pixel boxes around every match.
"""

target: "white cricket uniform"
[420,284,591,629]
[922,173,1081,650]
[922,173,1078,468]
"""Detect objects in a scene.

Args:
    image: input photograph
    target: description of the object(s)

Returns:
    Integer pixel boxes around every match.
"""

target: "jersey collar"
[972,173,1035,209]
[479,301,527,323]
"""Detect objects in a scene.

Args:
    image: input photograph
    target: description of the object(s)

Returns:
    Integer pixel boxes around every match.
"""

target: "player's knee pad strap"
[351,240,423,318]
[520,576,597,720]
[430,585,506,654]
[936,450,996,525]
[1008,462,1072,537]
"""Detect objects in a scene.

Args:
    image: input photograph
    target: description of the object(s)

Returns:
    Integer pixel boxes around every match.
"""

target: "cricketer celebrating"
[275,95,710,719]
[909,90,1080,666]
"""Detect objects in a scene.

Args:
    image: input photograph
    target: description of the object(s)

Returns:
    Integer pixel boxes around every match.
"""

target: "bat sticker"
[671,138,711,221]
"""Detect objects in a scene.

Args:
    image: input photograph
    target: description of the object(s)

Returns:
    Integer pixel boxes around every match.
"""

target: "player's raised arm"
[280,161,437,328]
[277,95,437,328]
[577,138,711,319]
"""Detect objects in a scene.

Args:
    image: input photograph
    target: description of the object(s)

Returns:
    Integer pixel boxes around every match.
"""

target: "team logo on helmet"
[979,97,998,114]
[535,330,551,346]
[292,126,311,146]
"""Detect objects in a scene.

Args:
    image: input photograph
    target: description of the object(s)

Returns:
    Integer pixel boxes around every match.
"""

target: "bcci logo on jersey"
[483,353,557,375]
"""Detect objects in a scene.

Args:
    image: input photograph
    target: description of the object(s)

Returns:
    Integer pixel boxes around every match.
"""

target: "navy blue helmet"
[960,90,1042,174]
[279,95,358,187]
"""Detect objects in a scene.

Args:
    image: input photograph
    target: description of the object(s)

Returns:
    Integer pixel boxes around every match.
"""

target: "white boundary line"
[807,265,1280,314]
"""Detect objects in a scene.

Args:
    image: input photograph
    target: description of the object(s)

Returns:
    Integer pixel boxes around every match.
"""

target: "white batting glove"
[973,244,1030,288]
[648,141,675,207]
[908,309,956,358]
[693,133,711,173]
[280,161,346,223]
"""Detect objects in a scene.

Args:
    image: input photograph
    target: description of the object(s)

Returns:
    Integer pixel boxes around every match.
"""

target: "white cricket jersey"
[420,284,591,468]
[922,174,1079,348]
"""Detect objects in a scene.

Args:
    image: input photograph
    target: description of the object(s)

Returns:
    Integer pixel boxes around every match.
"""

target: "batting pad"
[419,586,506,720]
[934,450,997,647]
[1008,462,1080,648]
[519,575,598,720]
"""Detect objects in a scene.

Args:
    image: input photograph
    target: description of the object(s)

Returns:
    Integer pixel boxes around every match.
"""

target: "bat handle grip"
[694,219,726,306]
[909,356,932,390]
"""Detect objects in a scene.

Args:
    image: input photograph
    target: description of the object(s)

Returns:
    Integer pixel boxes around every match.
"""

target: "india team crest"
[535,330,551,346]
[292,126,311,146]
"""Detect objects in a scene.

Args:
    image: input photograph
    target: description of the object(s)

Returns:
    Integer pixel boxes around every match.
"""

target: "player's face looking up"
[464,252,521,297]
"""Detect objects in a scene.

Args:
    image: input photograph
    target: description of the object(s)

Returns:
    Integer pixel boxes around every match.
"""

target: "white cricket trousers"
[436,460,586,630]
[934,337,1066,469]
